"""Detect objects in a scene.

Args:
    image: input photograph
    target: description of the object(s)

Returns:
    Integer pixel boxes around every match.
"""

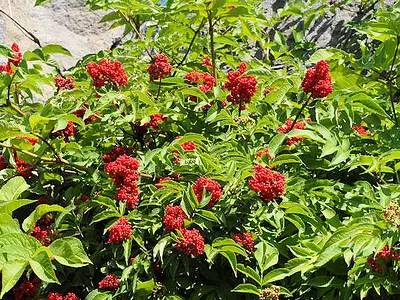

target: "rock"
[0,0,124,68]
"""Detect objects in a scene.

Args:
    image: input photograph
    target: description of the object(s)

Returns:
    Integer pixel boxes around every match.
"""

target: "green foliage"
[1,0,400,299]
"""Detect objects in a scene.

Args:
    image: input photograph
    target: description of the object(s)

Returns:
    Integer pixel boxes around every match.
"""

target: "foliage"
[0,0,400,299]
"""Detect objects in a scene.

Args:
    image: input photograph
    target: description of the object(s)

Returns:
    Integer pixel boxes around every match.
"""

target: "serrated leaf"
[22,204,68,232]
[49,237,92,267]
[0,177,30,202]
[0,260,27,298]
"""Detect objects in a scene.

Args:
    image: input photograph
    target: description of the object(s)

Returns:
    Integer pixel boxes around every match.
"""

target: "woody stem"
[289,94,312,131]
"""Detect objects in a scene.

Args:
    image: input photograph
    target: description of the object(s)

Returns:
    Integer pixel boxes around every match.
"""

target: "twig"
[289,94,312,131]
[207,11,217,84]
[0,9,42,47]
[388,36,399,126]
[6,70,25,117]
[0,143,88,172]
[172,17,206,76]
[156,77,162,101]
[121,12,153,60]
[31,133,63,162]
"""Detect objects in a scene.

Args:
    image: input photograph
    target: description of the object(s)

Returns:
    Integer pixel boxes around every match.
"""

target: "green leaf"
[0,214,21,234]
[49,237,92,267]
[22,204,68,232]
[237,264,262,286]
[220,251,237,276]
[90,211,121,224]
[93,196,118,212]
[41,44,72,56]
[231,283,260,295]
[153,236,171,264]
[262,268,290,284]
[0,121,23,140]
[0,177,30,202]
[35,0,51,5]
[0,260,27,298]
[195,210,220,223]
[0,199,36,215]
[267,134,286,157]
[0,233,41,254]
[254,241,279,273]
[270,154,303,167]
[135,279,155,297]
[29,115,53,131]
[29,248,59,283]
[85,290,112,300]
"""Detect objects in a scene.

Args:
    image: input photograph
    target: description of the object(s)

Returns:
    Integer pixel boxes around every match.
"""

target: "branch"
[0,9,42,47]
[6,70,25,117]
[121,13,153,60]
[207,11,217,84]
[289,94,312,131]
[0,143,89,172]
[173,17,206,74]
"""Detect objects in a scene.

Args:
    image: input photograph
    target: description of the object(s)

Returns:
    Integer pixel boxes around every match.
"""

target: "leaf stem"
[122,13,153,60]
[207,11,217,85]
[289,94,312,131]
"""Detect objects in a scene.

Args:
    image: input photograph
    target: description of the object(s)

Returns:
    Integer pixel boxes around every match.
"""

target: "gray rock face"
[0,0,123,68]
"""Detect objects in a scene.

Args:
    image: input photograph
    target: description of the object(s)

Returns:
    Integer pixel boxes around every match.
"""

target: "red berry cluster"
[15,136,38,146]
[51,121,77,142]
[256,148,272,159]
[249,165,286,202]
[192,177,222,207]
[30,215,55,246]
[14,151,33,178]
[223,62,257,110]
[76,195,91,204]
[107,217,132,244]
[301,60,333,99]
[54,76,76,91]
[147,53,172,82]
[233,232,256,252]
[48,292,80,300]
[202,55,212,69]
[176,228,205,257]
[163,205,190,232]
[102,146,132,163]
[13,276,40,300]
[87,59,128,89]
[185,70,215,93]
[277,118,309,146]
[73,104,100,125]
[353,125,368,136]
[173,140,197,164]
[0,155,7,170]
[368,245,400,272]
[98,274,120,290]
[155,176,173,189]
[149,113,167,130]
[104,155,140,209]
[37,195,51,205]
[0,43,22,74]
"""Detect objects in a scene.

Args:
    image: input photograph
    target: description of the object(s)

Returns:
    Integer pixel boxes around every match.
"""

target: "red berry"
[301,60,333,98]
[176,228,205,257]
[147,53,172,82]
[98,274,120,290]
[108,217,132,244]
[163,205,190,232]
[249,165,285,202]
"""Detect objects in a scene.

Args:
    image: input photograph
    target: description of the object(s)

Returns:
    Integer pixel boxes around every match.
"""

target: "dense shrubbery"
[0,0,400,299]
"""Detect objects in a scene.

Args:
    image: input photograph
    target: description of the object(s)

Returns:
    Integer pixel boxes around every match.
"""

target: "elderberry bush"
[1,0,400,299]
